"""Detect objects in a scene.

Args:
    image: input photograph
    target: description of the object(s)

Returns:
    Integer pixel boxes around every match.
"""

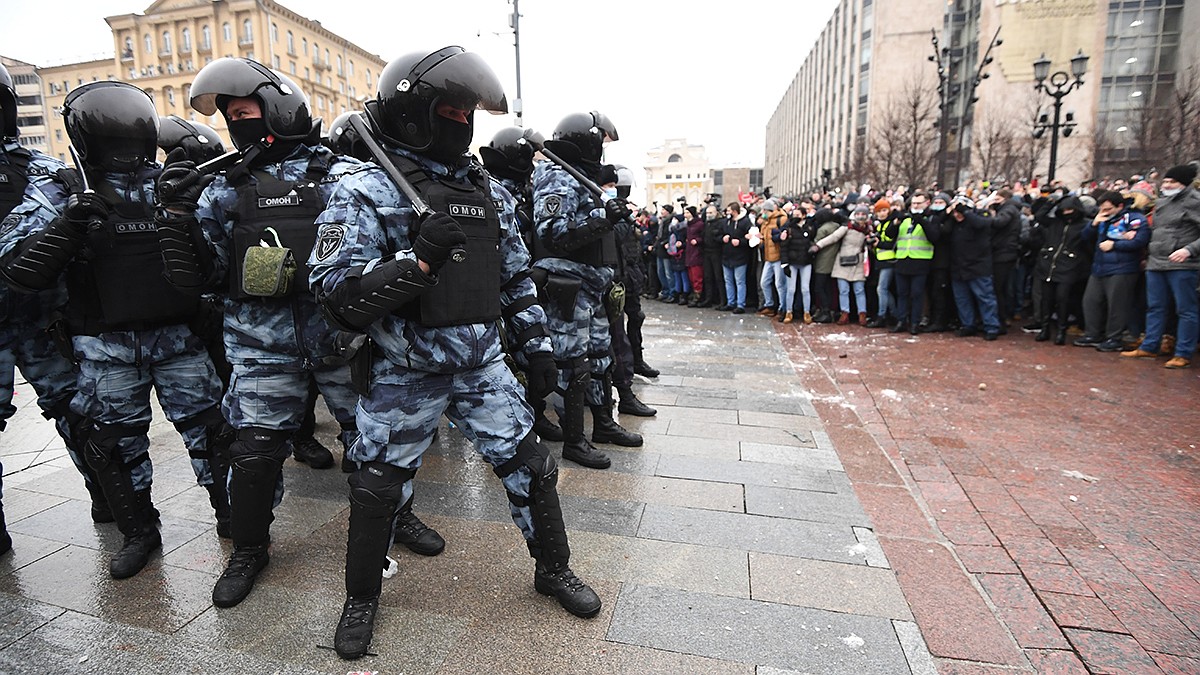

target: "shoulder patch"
[314,225,346,262]
[1,213,20,236]
[544,195,562,216]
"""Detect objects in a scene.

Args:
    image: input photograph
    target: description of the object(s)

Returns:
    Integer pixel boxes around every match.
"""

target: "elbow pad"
[559,217,614,252]
[156,211,212,291]
[318,255,436,331]
[0,218,82,292]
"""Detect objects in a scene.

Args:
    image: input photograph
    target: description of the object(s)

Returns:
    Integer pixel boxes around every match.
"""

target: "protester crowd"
[636,166,1200,369]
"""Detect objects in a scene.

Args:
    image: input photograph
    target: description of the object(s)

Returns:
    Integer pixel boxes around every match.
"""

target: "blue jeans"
[1143,269,1199,358]
[760,260,785,310]
[952,276,1001,334]
[783,264,812,313]
[657,257,675,297]
[723,264,748,309]
[895,272,927,326]
[673,268,691,297]
[837,278,866,313]
[876,266,895,319]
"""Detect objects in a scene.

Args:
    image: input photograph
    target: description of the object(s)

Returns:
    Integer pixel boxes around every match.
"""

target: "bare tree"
[972,110,1021,183]
[859,78,939,189]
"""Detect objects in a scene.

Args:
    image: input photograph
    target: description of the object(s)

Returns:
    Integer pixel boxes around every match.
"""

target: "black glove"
[604,197,631,223]
[523,351,558,401]
[413,211,468,273]
[63,192,110,234]
[156,148,215,212]
[782,263,792,277]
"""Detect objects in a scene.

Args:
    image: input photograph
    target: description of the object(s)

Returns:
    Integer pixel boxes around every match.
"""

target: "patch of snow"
[841,634,866,649]
[819,332,858,344]
[880,389,901,401]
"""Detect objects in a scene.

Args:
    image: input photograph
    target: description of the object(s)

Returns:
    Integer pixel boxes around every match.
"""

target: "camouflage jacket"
[194,144,362,367]
[309,148,551,374]
[530,162,614,291]
[0,143,72,312]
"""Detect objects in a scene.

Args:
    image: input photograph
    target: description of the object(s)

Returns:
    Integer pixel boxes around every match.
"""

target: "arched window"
[365,68,371,87]
[324,48,330,65]
[242,19,253,43]
[270,23,278,43]
[668,153,682,162]
[302,38,308,56]
[201,25,211,49]
[222,22,232,42]
[144,33,153,54]
[286,31,294,55]
[162,31,172,54]
[336,54,343,76]
[181,28,191,52]
[123,37,133,58]
[164,86,176,106]
[348,59,354,77]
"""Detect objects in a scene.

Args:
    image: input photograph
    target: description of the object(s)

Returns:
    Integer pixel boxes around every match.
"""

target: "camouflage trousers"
[71,327,222,492]
[222,361,359,506]
[543,280,612,406]
[0,291,87,489]
[353,357,537,540]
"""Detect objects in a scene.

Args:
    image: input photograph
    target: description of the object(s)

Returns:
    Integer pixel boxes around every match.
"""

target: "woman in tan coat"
[812,205,877,324]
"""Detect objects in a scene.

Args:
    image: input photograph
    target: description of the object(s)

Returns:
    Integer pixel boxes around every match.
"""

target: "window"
[668,154,682,162]
[302,38,308,56]
[242,19,253,44]
[325,48,330,65]
[181,28,191,52]
[272,55,280,69]
[144,33,153,54]
[162,31,172,54]
[55,129,62,141]
[223,22,232,42]
[123,36,134,59]
[348,60,354,77]
[286,31,294,55]
[337,54,343,76]
[289,61,296,75]
[339,81,345,94]
[165,86,175,106]
[202,25,211,50]
[365,68,371,87]
[305,67,310,81]
[270,23,278,43]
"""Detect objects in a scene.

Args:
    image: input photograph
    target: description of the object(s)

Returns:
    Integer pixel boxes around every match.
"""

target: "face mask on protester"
[931,203,946,212]
[910,208,925,214]
[603,187,618,200]
[1161,187,1182,197]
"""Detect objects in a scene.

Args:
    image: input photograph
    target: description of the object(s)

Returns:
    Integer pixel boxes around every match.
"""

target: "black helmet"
[552,111,618,163]
[189,57,311,146]
[0,62,17,139]
[323,110,369,160]
[63,81,159,172]
[365,46,507,162]
[479,126,543,182]
[613,164,636,200]
[158,115,225,163]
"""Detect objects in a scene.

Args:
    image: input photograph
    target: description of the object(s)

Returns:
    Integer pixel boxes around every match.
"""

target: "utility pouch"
[241,227,296,297]
[605,281,626,318]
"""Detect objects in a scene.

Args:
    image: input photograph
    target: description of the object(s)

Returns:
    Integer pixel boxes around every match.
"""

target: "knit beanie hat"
[934,191,952,204]
[762,198,778,212]
[662,204,675,214]
[1165,163,1198,186]
[1127,181,1155,199]
[686,205,699,219]
[873,198,890,213]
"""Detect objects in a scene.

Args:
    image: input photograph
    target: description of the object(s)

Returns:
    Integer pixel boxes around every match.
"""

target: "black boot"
[591,405,643,447]
[213,450,281,608]
[616,386,656,417]
[336,462,407,660]
[530,397,563,442]
[633,360,660,378]
[205,483,232,539]
[85,481,114,524]
[292,435,335,469]
[1036,321,1054,342]
[522,459,601,618]
[0,504,11,556]
[392,494,445,556]
[110,490,162,579]
[1054,326,1068,346]
[560,372,610,470]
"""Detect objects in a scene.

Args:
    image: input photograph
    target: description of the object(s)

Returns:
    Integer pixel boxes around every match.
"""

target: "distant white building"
[1,56,49,155]
[644,139,712,210]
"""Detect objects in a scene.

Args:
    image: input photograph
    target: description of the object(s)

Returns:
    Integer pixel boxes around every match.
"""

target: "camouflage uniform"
[194,144,362,488]
[310,149,552,540]
[531,162,614,405]
[0,143,103,518]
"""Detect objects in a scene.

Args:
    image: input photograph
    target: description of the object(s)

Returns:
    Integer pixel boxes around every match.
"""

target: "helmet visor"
[418,51,508,115]
[592,111,618,142]
[190,58,283,115]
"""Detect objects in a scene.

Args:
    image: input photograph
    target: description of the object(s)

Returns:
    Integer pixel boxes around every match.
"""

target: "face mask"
[1161,188,1182,197]
[910,208,925,214]
[603,187,618,200]
[427,114,473,164]
[228,118,269,149]
[931,204,946,212]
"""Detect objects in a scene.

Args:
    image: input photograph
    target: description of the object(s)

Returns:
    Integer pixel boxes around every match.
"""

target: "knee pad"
[84,422,149,472]
[348,461,413,516]
[229,427,291,463]
[493,431,557,486]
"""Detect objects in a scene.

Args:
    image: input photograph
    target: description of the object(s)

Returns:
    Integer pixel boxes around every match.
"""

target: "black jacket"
[989,198,1023,264]
[1031,195,1090,283]
[950,209,994,280]
[722,214,753,267]
[778,215,817,266]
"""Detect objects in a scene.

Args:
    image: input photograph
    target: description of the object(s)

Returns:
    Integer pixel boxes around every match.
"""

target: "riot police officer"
[310,46,599,660]
[531,112,643,471]
[0,81,226,579]
[606,165,656,417]
[480,125,564,441]
[0,62,109,552]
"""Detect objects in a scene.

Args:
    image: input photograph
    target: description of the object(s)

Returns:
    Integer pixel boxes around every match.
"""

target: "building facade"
[766,0,1200,192]
[1,56,50,155]
[36,0,385,163]
[643,139,713,210]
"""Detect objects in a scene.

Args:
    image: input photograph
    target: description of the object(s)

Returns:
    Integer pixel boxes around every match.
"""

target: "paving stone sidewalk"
[0,302,933,674]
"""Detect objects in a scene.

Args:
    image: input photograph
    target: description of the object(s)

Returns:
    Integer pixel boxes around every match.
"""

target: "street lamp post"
[1032,50,1088,182]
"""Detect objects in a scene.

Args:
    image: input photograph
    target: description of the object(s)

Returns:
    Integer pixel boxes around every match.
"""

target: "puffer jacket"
[815,223,869,282]
[1146,187,1200,271]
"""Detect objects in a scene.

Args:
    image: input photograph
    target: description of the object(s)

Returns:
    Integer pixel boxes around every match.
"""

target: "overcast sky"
[3,0,838,186]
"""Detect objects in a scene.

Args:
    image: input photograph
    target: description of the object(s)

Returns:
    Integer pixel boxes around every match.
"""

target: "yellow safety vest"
[875,218,896,261]
[894,218,934,260]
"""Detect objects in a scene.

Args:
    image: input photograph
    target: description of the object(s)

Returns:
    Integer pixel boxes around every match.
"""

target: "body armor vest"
[533,190,619,267]
[66,178,198,335]
[0,149,31,219]
[229,154,329,301]
[392,156,501,327]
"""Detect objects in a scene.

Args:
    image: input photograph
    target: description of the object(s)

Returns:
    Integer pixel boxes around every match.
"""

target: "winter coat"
[1146,186,1200,271]
[703,215,726,256]
[815,223,869,282]
[722,214,754,267]
[758,209,786,263]
[1031,195,1090,284]
[887,211,943,276]
[668,216,688,271]
[812,214,845,275]
[949,209,994,281]
[684,217,705,267]
[989,198,1023,264]
[1080,206,1150,277]
[778,215,817,266]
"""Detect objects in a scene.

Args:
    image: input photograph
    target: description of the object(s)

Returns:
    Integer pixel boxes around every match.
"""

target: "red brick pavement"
[777,322,1200,673]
